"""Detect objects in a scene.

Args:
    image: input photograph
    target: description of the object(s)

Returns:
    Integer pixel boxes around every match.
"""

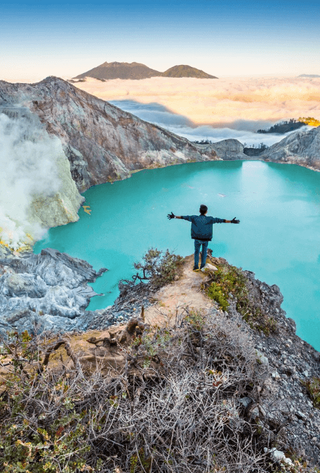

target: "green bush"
[0,332,90,473]
[205,263,277,335]
[133,248,184,289]
[303,377,320,408]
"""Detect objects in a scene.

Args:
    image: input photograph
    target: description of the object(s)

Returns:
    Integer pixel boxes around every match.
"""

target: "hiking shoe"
[193,267,199,271]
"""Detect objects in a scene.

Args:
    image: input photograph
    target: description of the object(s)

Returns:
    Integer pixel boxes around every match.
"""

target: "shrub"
[0,311,279,473]
[205,265,247,310]
[303,377,320,408]
[204,261,277,336]
[0,332,90,472]
[122,248,184,291]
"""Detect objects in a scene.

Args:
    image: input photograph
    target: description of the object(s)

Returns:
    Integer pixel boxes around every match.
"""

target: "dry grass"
[0,310,286,473]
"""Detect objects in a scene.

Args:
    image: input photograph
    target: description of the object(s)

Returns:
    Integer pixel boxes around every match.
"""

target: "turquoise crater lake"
[34,161,320,351]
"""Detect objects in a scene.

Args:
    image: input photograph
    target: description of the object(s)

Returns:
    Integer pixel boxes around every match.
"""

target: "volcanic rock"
[261,126,320,171]
[0,248,107,334]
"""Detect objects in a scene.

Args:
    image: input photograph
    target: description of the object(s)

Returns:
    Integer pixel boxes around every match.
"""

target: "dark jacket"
[182,215,225,241]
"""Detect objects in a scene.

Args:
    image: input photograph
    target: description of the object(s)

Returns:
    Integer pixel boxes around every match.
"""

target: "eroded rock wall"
[0,109,83,248]
[29,151,84,228]
[261,126,320,170]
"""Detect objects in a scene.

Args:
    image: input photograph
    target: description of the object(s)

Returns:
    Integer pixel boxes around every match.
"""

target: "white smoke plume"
[0,111,62,249]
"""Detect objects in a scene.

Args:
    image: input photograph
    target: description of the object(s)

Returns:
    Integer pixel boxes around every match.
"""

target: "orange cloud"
[74,76,320,126]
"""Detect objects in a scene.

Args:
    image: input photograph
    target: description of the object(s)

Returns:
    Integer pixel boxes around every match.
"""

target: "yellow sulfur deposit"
[0,239,10,248]
[0,232,34,254]
[83,205,92,215]
[0,241,32,254]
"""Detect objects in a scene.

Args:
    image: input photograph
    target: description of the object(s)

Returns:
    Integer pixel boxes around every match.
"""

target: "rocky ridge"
[0,76,218,194]
[89,255,320,466]
[196,128,320,171]
[227,267,320,465]
[1,252,319,468]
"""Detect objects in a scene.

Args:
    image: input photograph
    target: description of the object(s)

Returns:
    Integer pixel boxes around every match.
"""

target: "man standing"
[167,205,240,271]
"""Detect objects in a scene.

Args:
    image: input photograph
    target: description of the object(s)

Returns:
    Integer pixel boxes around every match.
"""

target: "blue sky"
[1,0,320,81]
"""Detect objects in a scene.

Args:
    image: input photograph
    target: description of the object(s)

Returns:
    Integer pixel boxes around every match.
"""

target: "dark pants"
[194,239,208,269]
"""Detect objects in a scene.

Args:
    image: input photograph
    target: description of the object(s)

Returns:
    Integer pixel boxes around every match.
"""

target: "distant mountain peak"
[74,61,162,80]
[162,64,218,79]
[73,61,218,81]
[101,61,146,67]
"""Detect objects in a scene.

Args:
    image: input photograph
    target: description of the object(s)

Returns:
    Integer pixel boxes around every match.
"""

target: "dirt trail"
[0,256,216,378]
[143,255,214,326]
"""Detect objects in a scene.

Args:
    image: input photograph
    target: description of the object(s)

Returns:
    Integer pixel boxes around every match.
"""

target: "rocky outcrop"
[226,266,320,465]
[201,127,320,171]
[206,138,247,160]
[0,77,218,193]
[0,245,107,334]
[29,150,84,229]
[261,126,320,170]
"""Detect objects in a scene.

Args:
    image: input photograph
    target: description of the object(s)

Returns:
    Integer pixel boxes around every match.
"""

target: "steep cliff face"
[261,126,320,170]
[0,108,83,249]
[0,77,218,193]
[29,151,84,229]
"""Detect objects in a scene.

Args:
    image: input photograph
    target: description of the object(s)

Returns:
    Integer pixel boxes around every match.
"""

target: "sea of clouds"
[109,99,311,146]
[0,112,63,249]
[76,76,319,145]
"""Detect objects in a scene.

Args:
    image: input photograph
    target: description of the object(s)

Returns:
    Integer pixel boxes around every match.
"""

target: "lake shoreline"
[32,159,320,351]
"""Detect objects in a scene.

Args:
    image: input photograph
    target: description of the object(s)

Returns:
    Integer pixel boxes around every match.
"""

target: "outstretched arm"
[167,212,183,220]
[225,217,240,224]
